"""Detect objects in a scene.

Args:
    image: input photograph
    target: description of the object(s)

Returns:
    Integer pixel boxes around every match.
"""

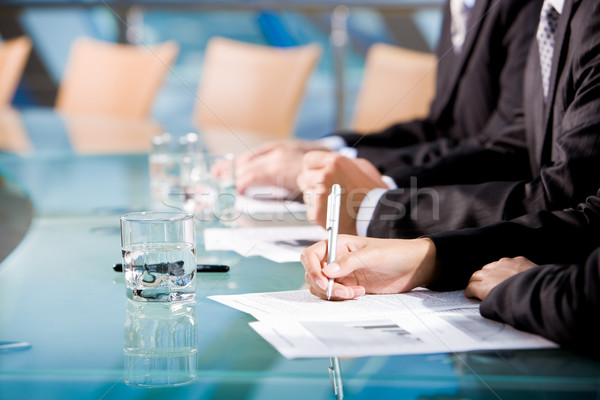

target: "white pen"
[326,184,342,300]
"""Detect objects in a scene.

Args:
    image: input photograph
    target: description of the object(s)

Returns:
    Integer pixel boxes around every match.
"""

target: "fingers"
[297,166,327,226]
[302,150,337,170]
[307,278,365,301]
[465,266,488,299]
[297,167,326,194]
[464,280,483,299]
[300,240,329,290]
[329,284,366,300]
[300,235,367,284]
[236,147,303,194]
[236,164,274,194]
[301,186,328,226]
[301,237,368,301]
[466,257,531,301]
[297,152,348,227]
[235,142,277,168]
[322,249,368,279]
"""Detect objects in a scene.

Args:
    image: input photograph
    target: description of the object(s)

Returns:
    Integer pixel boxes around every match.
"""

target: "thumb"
[322,249,369,278]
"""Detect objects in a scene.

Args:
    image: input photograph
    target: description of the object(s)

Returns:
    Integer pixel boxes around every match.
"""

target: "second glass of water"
[120,212,196,302]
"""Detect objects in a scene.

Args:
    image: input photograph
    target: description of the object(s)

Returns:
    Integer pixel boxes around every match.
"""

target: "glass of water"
[187,152,237,222]
[120,211,196,302]
[149,132,200,211]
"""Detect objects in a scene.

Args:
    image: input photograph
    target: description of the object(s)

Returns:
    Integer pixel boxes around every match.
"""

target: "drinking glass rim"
[120,211,194,223]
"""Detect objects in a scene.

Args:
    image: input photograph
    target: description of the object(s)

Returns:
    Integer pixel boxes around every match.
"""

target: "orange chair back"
[56,37,179,118]
[194,37,321,138]
[352,43,437,133]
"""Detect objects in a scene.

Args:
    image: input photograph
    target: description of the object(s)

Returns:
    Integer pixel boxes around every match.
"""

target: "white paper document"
[236,185,308,215]
[236,195,308,215]
[209,289,557,359]
[203,225,328,263]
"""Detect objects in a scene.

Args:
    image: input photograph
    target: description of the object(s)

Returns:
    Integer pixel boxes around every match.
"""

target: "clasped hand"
[296,151,388,235]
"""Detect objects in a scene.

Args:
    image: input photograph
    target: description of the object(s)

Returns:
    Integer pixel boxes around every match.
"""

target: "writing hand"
[300,234,438,300]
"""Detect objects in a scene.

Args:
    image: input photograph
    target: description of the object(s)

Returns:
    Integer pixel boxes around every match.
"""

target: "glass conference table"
[1,108,600,399]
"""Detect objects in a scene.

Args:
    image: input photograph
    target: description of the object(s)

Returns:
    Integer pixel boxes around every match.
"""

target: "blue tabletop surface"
[1,109,599,399]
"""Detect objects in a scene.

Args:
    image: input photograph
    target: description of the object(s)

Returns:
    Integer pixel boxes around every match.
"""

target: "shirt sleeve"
[356,188,388,237]
[315,136,358,158]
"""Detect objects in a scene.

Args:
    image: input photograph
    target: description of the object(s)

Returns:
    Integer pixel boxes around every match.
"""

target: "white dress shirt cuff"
[356,188,388,237]
[338,147,358,158]
[381,175,397,190]
[315,136,347,151]
[315,136,358,159]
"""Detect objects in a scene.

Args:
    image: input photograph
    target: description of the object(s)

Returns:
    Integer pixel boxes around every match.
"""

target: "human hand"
[300,235,438,300]
[233,140,328,195]
[296,151,388,235]
[465,256,538,300]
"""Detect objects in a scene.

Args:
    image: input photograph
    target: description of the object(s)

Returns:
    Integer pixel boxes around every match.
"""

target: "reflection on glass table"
[123,299,198,388]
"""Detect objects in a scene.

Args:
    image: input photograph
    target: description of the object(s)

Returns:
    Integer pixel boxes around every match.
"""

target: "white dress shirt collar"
[548,0,564,14]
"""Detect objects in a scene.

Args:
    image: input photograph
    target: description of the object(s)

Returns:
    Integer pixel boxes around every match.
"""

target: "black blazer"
[367,0,600,240]
[480,247,600,357]
[428,186,600,290]
[338,0,542,172]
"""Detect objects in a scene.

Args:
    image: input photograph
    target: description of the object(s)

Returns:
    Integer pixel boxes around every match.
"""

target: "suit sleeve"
[426,188,600,290]
[335,119,438,149]
[479,248,600,357]
[374,127,530,187]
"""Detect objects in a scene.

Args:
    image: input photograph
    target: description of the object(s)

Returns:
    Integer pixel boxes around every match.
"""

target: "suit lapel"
[456,0,490,69]
[540,0,578,163]
[434,0,491,116]
[524,38,544,172]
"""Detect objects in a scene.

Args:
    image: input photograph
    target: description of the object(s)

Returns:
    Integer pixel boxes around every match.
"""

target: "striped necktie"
[536,0,560,99]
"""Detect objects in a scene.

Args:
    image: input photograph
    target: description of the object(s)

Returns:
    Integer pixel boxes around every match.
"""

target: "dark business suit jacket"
[338,0,541,178]
[479,247,600,357]
[367,0,600,239]
[428,186,600,290]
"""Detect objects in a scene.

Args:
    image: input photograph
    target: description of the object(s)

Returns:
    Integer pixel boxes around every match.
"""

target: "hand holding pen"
[300,234,437,300]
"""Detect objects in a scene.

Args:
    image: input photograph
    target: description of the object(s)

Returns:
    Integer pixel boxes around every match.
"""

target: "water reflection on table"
[124,300,198,388]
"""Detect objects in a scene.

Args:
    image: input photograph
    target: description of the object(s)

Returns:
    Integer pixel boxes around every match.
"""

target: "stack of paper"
[209,289,557,359]
[204,225,328,263]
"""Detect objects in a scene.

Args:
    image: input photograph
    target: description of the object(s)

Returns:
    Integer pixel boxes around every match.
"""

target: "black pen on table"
[326,184,344,400]
[113,263,229,273]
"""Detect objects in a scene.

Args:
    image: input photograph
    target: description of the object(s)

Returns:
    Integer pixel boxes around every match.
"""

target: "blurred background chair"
[0,36,32,109]
[0,108,31,154]
[193,37,321,139]
[55,37,179,119]
[351,43,436,134]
